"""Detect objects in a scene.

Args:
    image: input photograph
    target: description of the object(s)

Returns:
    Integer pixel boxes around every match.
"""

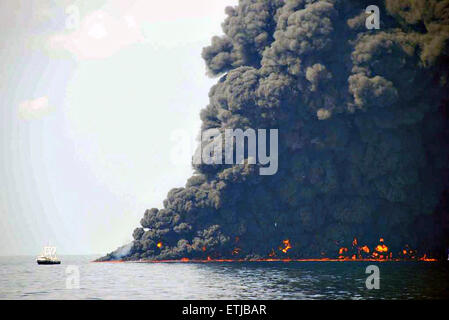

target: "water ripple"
[0,256,448,299]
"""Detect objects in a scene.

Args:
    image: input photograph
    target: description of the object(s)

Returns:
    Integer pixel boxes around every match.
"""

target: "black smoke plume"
[100,0,449,261]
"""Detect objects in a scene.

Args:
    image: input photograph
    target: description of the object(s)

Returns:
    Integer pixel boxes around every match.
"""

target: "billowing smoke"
[110,242,134,260]
[100,0,449,261]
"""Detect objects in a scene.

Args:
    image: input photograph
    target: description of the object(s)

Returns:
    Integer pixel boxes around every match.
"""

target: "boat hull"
[37,260,61,265]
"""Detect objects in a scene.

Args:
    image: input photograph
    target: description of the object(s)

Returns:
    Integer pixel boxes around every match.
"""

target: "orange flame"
[127,256,438,263]
[361,245,370,253]
[332,237,437,261]
[375,244,388,253]
[232,248,241,255]
[280,240,292,253]
[374,238,388,255]
[110,236,438,263]
[419,254,437,262]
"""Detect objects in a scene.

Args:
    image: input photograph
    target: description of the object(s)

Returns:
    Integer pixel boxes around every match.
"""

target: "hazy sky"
[0,0,237,255]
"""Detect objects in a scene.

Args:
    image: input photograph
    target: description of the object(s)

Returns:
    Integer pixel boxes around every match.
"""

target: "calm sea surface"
[0,255,448,299]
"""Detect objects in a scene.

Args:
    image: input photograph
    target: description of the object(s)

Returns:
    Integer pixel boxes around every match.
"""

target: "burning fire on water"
[97,237,437,263]
[334,238,436,261]
[260,237,435,262]
[279,240,292,254]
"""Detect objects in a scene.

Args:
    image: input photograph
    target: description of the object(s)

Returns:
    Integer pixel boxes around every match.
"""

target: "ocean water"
[0,255,448,300]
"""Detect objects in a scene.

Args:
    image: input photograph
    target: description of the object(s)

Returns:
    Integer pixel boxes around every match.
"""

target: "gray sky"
[0,0,237,256]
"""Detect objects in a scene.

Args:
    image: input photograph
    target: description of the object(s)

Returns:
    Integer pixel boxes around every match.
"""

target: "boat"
[37,246,61,265]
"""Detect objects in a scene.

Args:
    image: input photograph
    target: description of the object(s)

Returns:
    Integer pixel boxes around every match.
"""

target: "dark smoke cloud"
[202,0,284,75]
[100,0,449,261]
